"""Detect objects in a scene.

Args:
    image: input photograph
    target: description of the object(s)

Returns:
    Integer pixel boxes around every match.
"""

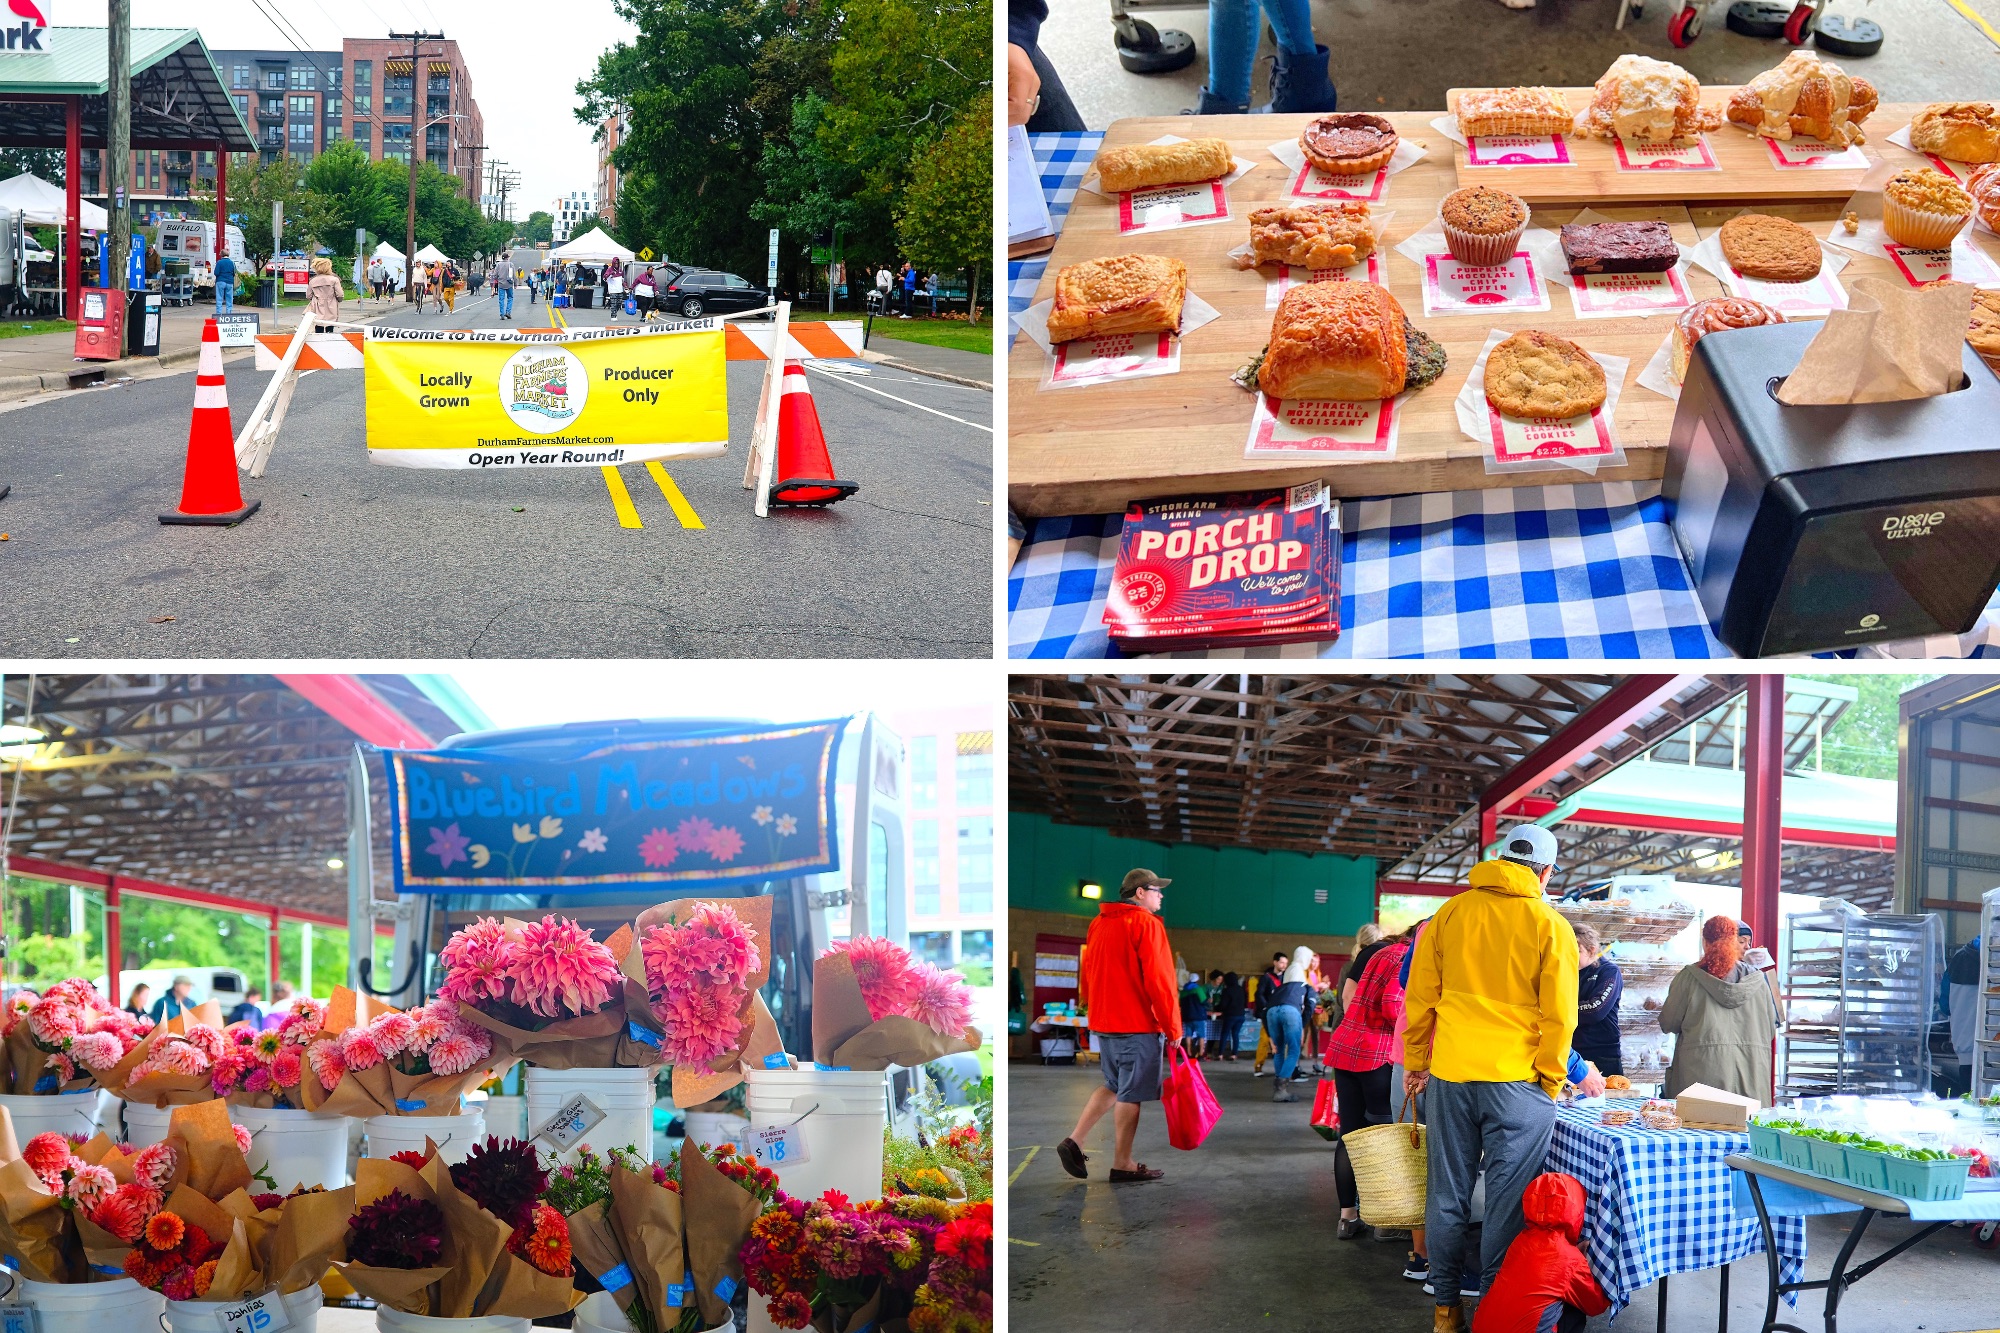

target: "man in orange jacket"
[1056,867,1181,1183]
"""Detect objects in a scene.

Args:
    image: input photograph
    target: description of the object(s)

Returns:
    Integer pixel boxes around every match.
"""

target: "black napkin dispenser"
[1663,320,2000,657]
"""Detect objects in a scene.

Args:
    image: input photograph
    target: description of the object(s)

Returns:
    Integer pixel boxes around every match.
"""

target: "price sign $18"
[749,1122,810,1167]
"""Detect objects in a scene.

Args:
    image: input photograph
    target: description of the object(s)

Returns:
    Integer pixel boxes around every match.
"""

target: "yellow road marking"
[1944,0,2000,45]
[646,461,705,529]
[1007,1144,1039,1185]
[1008,1238,1042,1246]
[601,466,644,529]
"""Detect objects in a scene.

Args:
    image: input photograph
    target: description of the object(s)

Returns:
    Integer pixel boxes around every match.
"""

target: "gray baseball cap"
[1499,824,1559,871]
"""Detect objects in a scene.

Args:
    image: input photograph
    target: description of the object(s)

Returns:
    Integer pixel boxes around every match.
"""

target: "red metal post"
[105,881,122,1009]
[1742,676,1785,951]
[213,147,227,264]
[64,95,81,321]
[269,907,281,994]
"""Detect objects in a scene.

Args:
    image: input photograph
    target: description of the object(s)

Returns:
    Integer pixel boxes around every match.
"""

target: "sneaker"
[1373,1227,1411,1243]
[1403,1253,1429,1282]
[1336,1217,1369,1240]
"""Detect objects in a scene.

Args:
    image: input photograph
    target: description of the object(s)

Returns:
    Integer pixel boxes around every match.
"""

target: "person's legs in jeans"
[1205,0,1318,106]
[1476,1081,1560,1294]
[1268,1004,1302,1079]
[1425,1075,1483,1310]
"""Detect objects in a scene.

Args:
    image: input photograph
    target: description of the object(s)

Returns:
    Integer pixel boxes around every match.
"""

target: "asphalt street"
[0,284,993,657]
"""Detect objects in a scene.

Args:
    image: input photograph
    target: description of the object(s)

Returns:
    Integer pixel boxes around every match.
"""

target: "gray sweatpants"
[1425,1074,1557,1305]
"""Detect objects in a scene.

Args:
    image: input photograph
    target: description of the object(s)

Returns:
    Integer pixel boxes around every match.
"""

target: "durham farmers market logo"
[500,344,588,434]
[407,756,815,879]
[5,0,51,51]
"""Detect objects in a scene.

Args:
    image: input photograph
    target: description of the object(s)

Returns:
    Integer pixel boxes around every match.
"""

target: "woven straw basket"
[1345,1099,1427,1228]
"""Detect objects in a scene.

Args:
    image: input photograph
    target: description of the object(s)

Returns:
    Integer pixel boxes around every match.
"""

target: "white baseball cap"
[1499,823,1559,871]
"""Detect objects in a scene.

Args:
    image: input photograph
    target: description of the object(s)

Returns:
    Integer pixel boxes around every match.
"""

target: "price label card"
[532,1093,605,1152]
[1721,265,1848,318]
[1610,137,1719,172]
[1265,253,1387,309]
[1117,181,1231,235]
[1287,162,1390,202]
[1465,134,1571,167]
[1,1306,38,1333]
[1488,406,1617,462]
[748,1122,811,1167]
[217,1293,293,1333]
[1764,136,1869,170]
[1245,392,1399,458]
[1568,266,1694,319]
[1881,240,2000,289]
[1420,252,1550,317]
[1047,331,1179,388]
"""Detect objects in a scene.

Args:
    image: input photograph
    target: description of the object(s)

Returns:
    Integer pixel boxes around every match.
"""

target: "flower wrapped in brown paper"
[98,1001,228,1108]
[607,1158,692,1333]
[448,919,650,1071]
[335,1149,581,1319]
[682,1140,769,1329]
[312,986,514,1118]
[626,895,775,1107]
[0,1124,135,1283]
[811,952,983,1072]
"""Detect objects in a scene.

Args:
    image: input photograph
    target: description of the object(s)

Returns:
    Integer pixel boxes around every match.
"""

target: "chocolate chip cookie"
[1484,330,1609,420]
[1718,213,1822,283]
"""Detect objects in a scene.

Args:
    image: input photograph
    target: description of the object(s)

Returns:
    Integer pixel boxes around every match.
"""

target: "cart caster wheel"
[1628,3,1644,18]
[1783,3,1816,43]
[1668,4,1703,45]
[1975,1220,1999,1248]
[1814,12,1884,54]
[1727,0,1793,35]
[1113,18,1197,75]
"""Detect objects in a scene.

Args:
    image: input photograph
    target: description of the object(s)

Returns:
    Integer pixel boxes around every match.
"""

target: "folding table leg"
[1822,1210,1875,1333]
[1719,1261,1729,1333]
[1657,1273,1668,1333]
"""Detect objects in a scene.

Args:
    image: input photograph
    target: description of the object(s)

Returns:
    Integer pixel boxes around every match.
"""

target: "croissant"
[1725,51,1876,147]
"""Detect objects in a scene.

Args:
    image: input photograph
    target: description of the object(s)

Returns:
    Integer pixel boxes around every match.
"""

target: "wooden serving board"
[1008,110,1998,520]
[1443,91,1926,205]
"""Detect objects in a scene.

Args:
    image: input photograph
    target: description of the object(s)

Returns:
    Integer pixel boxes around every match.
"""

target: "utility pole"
[108,0,131,294]
[388,31,443,303]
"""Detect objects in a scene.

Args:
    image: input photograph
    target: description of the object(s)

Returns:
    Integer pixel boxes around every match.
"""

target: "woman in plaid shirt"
[1327,925,1415,1239]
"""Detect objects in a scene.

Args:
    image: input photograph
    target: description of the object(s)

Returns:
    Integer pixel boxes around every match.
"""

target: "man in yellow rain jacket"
[1402,824,1579,1333]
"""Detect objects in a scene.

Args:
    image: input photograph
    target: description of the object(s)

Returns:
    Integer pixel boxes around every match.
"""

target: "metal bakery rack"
[1979,885,2000,1100]
[1780,905,1943,1098]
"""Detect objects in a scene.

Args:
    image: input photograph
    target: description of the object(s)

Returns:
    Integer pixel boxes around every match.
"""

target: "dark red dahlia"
[347,1190,446,1269]
[448,1136,547,1230]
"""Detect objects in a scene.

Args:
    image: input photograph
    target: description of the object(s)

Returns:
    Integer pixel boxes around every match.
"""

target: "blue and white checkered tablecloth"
[1006,132,2000,660]
[1547,1107,1806,1318]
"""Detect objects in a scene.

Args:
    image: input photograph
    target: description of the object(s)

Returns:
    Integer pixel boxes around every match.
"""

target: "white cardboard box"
[1675,1082,1760,1130]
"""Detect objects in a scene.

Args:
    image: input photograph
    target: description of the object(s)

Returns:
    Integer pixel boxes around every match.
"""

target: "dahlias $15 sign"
[381,719,848,892]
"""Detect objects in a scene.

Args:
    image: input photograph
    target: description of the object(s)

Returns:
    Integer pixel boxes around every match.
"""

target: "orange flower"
[192,1260,218,1297]
[144,1211,185,1253]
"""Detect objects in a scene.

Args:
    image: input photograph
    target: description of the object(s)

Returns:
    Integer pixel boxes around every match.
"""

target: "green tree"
[0,147,63,181]
[895,88,990,320]
[303,139,391,252]
[1794,674,1939,780]
[119,899,270,990]
[13,934,106,988]
[520,210,555,245]
[752,92,869,292]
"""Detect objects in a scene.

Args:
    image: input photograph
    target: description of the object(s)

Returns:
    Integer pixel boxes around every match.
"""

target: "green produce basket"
[1882,1154,1971,1202]
[1841,1145,1890,1192]
[1779,1132,1817,1173]
[1807,1138,1849,1180]
[1747,1124,1784,1161]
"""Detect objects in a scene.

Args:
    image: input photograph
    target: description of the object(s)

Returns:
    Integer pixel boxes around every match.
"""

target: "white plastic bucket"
[680,1109,747,1152]
[577,1292,731,1333]
[167,1282,322,1333]
[375,1309,531,1333]
[364,1109,486,1165]
[0,1091,101,1143]
[15,1276,164,1333]
[231,1105,349,1193]
[480,1094,526,1141]
[524,1067,654,1166]
[121,1099,175,1147]
[744,1068,888,1206]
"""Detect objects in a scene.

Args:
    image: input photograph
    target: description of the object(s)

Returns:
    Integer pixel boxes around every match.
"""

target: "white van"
[118,966,255,1015]
[155,220,246,291]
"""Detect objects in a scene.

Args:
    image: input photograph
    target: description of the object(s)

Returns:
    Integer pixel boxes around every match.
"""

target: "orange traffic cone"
[160,318,259,526]
[770,360,858,507]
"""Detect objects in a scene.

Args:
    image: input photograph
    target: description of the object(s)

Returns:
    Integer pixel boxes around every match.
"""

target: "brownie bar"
[1560,221,1679,276]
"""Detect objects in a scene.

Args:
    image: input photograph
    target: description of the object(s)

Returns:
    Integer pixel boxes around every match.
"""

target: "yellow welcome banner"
[364,321,729,470]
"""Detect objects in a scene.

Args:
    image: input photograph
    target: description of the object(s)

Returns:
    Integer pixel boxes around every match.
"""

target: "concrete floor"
[1038,0,2000,129]
[1008,1060,2000,1331]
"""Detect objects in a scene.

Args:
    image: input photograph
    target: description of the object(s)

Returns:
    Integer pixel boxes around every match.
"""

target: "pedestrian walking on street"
[492,253,516,320]
[213,250,237,316]
[899,261,917,317]
[441,262,459,315]
[410,261,428,312]
[368,256,386,303]
[632,265,657,319]
[308,257,343,333]
[873,263,892,315]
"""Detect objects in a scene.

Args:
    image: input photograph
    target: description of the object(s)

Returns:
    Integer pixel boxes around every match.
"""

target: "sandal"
[1109,1164,1165,1183]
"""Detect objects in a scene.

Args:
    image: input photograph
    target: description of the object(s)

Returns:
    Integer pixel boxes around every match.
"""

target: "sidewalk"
[0,295,386,398]
[861,333,993,388]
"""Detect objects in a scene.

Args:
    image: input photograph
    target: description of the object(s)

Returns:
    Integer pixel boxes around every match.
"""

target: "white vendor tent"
[552,227,633,264]
[0,173,109,230]
[414,243,452,265]
[369,241,406,284]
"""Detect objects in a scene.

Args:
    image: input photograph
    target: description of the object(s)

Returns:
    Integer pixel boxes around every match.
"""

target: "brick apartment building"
[595,112,621,228]
[83,39,488,225]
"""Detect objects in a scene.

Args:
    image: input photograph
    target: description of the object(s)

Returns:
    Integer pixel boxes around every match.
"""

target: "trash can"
[257,277,276,308]
[570,284,594,310]
[126,289,161,357]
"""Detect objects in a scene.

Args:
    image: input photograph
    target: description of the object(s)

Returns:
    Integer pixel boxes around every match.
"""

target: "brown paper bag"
[265,1181,356,1294]
[454,998,627,1072]
[163,1181,238,1249]
[333,1158,446,1314]
[313,987,506,1117]
[810,952,877,1061]
[422,1146,513,1318]
[103,1001,228,1108]
[609,1162,687,1331]
[0,1103,20,1163]
[813,952,981,1070]
[565,1198,642,1312]
[168,1100,253,1199]
[628,895,775,1105]
[681,1141,759,1328]
[0,1157,76,1282]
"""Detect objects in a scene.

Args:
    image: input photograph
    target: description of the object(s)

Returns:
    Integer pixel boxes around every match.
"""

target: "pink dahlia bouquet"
[97,1000,233,1108]
[0,1128,164,1282]
[810,939,981,1072]
[209,997,341,1110]
[313,987,500,1118]
[440,915,640,1070]
[0,979,150,1095]
[623,895,778,1106]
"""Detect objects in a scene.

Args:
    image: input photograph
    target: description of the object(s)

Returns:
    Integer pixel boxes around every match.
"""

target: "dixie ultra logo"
[1882,511,1947,540]
[5,0,51,52]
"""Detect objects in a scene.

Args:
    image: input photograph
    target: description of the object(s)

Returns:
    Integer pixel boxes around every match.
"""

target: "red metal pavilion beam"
[276,675,435,749]
[1742,675,1785,954]
[1478,674,1705,848]
[1504,797,1893,852]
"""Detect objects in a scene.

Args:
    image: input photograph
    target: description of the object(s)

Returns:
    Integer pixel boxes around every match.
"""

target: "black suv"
[658,265,767,318]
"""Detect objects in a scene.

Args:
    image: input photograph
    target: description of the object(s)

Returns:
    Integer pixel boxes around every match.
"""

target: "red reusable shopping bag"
[1162,1044,1224,1150]
[1310,1079,1341,1141]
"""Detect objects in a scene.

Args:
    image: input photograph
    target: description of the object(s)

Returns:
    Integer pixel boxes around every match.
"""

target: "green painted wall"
[1009,812,1377,937]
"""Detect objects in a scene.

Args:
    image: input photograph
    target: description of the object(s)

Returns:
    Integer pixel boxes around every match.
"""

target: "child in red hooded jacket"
[1471,1172,1610,1333]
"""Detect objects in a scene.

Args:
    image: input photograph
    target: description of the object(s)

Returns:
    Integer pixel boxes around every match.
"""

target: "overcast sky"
[67,0,637,212]
[451,663,994,730]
